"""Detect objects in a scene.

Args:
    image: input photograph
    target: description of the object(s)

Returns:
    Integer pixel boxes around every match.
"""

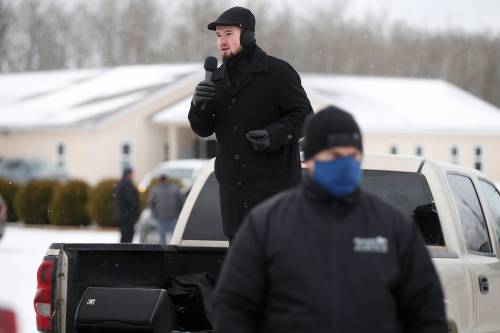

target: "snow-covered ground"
[0,225,119,333]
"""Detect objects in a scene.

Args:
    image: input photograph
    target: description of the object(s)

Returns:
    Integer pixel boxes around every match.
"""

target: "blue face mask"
[313,157,362,198]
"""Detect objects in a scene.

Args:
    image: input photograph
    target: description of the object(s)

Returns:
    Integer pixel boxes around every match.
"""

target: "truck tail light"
[0,307,17,333]
[34,256,56,332]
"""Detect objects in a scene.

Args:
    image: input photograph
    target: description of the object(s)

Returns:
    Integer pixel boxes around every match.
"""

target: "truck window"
[184,170,445,244]
[447,174,492,254]
[478,180,500,245]
[183,172,226,241]
[362,170,444,246]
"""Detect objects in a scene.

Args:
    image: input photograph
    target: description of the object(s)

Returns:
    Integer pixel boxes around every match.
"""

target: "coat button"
[231,98,236,103]
[234,154,240,160]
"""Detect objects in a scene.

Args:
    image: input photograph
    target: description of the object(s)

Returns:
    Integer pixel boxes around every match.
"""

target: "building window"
[56,142,65,169]
[121,142,132,170]
[450,145,460,165]
[415,145,424,157]
[474,145,483,171]
[389,145,399,155]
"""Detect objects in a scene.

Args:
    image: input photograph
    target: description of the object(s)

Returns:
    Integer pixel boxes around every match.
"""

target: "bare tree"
[118,0,163,64]
[90,1,125,67]
[0,0,499,110]
[0,0,11,71]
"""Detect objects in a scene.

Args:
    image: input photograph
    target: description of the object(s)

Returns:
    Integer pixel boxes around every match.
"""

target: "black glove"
[246,130,270,151]
[192,80,216,108]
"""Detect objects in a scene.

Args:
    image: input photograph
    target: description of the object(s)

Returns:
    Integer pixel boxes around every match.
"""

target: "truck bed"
[56,243,226,333]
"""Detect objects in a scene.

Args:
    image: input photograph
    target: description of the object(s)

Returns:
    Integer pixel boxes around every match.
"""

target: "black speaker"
[75,287,176,332]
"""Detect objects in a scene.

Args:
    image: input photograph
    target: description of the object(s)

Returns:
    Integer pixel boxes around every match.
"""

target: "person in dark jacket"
[147,174,183,245]
[115,168,140,243]
[213,106,447,333]
[188,6,313,240]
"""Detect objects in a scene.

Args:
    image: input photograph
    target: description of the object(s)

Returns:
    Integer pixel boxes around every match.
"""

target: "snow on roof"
[153,74,500,135]
[302,75,500,134]
[2,66,500,135]
[151,96,192,125]
[0,64,199,129]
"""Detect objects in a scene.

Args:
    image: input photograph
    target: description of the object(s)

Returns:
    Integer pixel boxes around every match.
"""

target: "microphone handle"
[205,71,213,81]
[201,70,213,110]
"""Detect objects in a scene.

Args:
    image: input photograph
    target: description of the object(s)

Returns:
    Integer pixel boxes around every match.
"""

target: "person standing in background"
[114,168,140,243]
[148,174,183,245]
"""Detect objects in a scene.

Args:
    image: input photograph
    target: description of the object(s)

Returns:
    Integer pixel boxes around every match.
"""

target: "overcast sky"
[347,0,500,34]
[228,0,500,35]
[34,0,500,35]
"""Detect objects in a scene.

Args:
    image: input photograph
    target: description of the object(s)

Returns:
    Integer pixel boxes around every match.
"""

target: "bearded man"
[188,6,313,241]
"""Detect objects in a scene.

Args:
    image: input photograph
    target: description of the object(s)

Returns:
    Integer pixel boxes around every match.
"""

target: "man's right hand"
[192,80,216,108]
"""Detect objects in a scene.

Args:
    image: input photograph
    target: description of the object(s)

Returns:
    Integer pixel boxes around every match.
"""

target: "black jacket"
[114,178,140,222]
[188,45,313,237]
[213,176,447,333]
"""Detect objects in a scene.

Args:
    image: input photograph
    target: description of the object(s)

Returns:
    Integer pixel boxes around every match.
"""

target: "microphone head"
[204,56,218,72]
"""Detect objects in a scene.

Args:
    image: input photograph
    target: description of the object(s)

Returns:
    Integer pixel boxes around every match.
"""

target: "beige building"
[0,65,203,184]
[299,75,500,180]
[1,65,500,184]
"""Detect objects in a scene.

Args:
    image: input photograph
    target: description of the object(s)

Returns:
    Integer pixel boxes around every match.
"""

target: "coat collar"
[302,175,361,215]
[212,45,268,82]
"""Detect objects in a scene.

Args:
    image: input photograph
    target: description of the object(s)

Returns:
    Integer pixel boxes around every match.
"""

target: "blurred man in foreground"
[213,106,447,333]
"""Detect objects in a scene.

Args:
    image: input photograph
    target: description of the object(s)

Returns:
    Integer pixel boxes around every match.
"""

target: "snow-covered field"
[0,224,119,333]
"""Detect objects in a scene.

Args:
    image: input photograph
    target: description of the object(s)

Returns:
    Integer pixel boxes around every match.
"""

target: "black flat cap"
[207,7,256,32]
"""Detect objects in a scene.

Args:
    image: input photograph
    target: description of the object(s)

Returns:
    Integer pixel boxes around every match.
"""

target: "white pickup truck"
[34,155,500,332]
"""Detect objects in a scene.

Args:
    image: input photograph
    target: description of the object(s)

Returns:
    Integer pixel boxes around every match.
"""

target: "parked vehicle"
[137,159,208,193]
[34,155,500,332]
[0,158,67,183]
[134,208,159,244]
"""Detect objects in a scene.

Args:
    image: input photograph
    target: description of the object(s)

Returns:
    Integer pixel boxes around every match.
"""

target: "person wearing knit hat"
[188,6,313,241]
[213,106,447,332]
[302,105,364,198]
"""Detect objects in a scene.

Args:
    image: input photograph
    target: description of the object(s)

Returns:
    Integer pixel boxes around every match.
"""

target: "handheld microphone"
[204,56,218,80]
[202,56,218,110]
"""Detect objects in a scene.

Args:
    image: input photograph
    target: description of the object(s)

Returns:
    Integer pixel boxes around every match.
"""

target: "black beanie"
[207,7,256,32]
[302,105,363,160]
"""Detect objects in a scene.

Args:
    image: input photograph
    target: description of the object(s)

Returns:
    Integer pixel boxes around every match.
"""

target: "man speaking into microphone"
[188,6,313,242]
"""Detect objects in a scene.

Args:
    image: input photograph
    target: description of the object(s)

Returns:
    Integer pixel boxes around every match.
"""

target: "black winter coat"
[213,176,447,333]
[114,178,140,223]
[188,46,313,237]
